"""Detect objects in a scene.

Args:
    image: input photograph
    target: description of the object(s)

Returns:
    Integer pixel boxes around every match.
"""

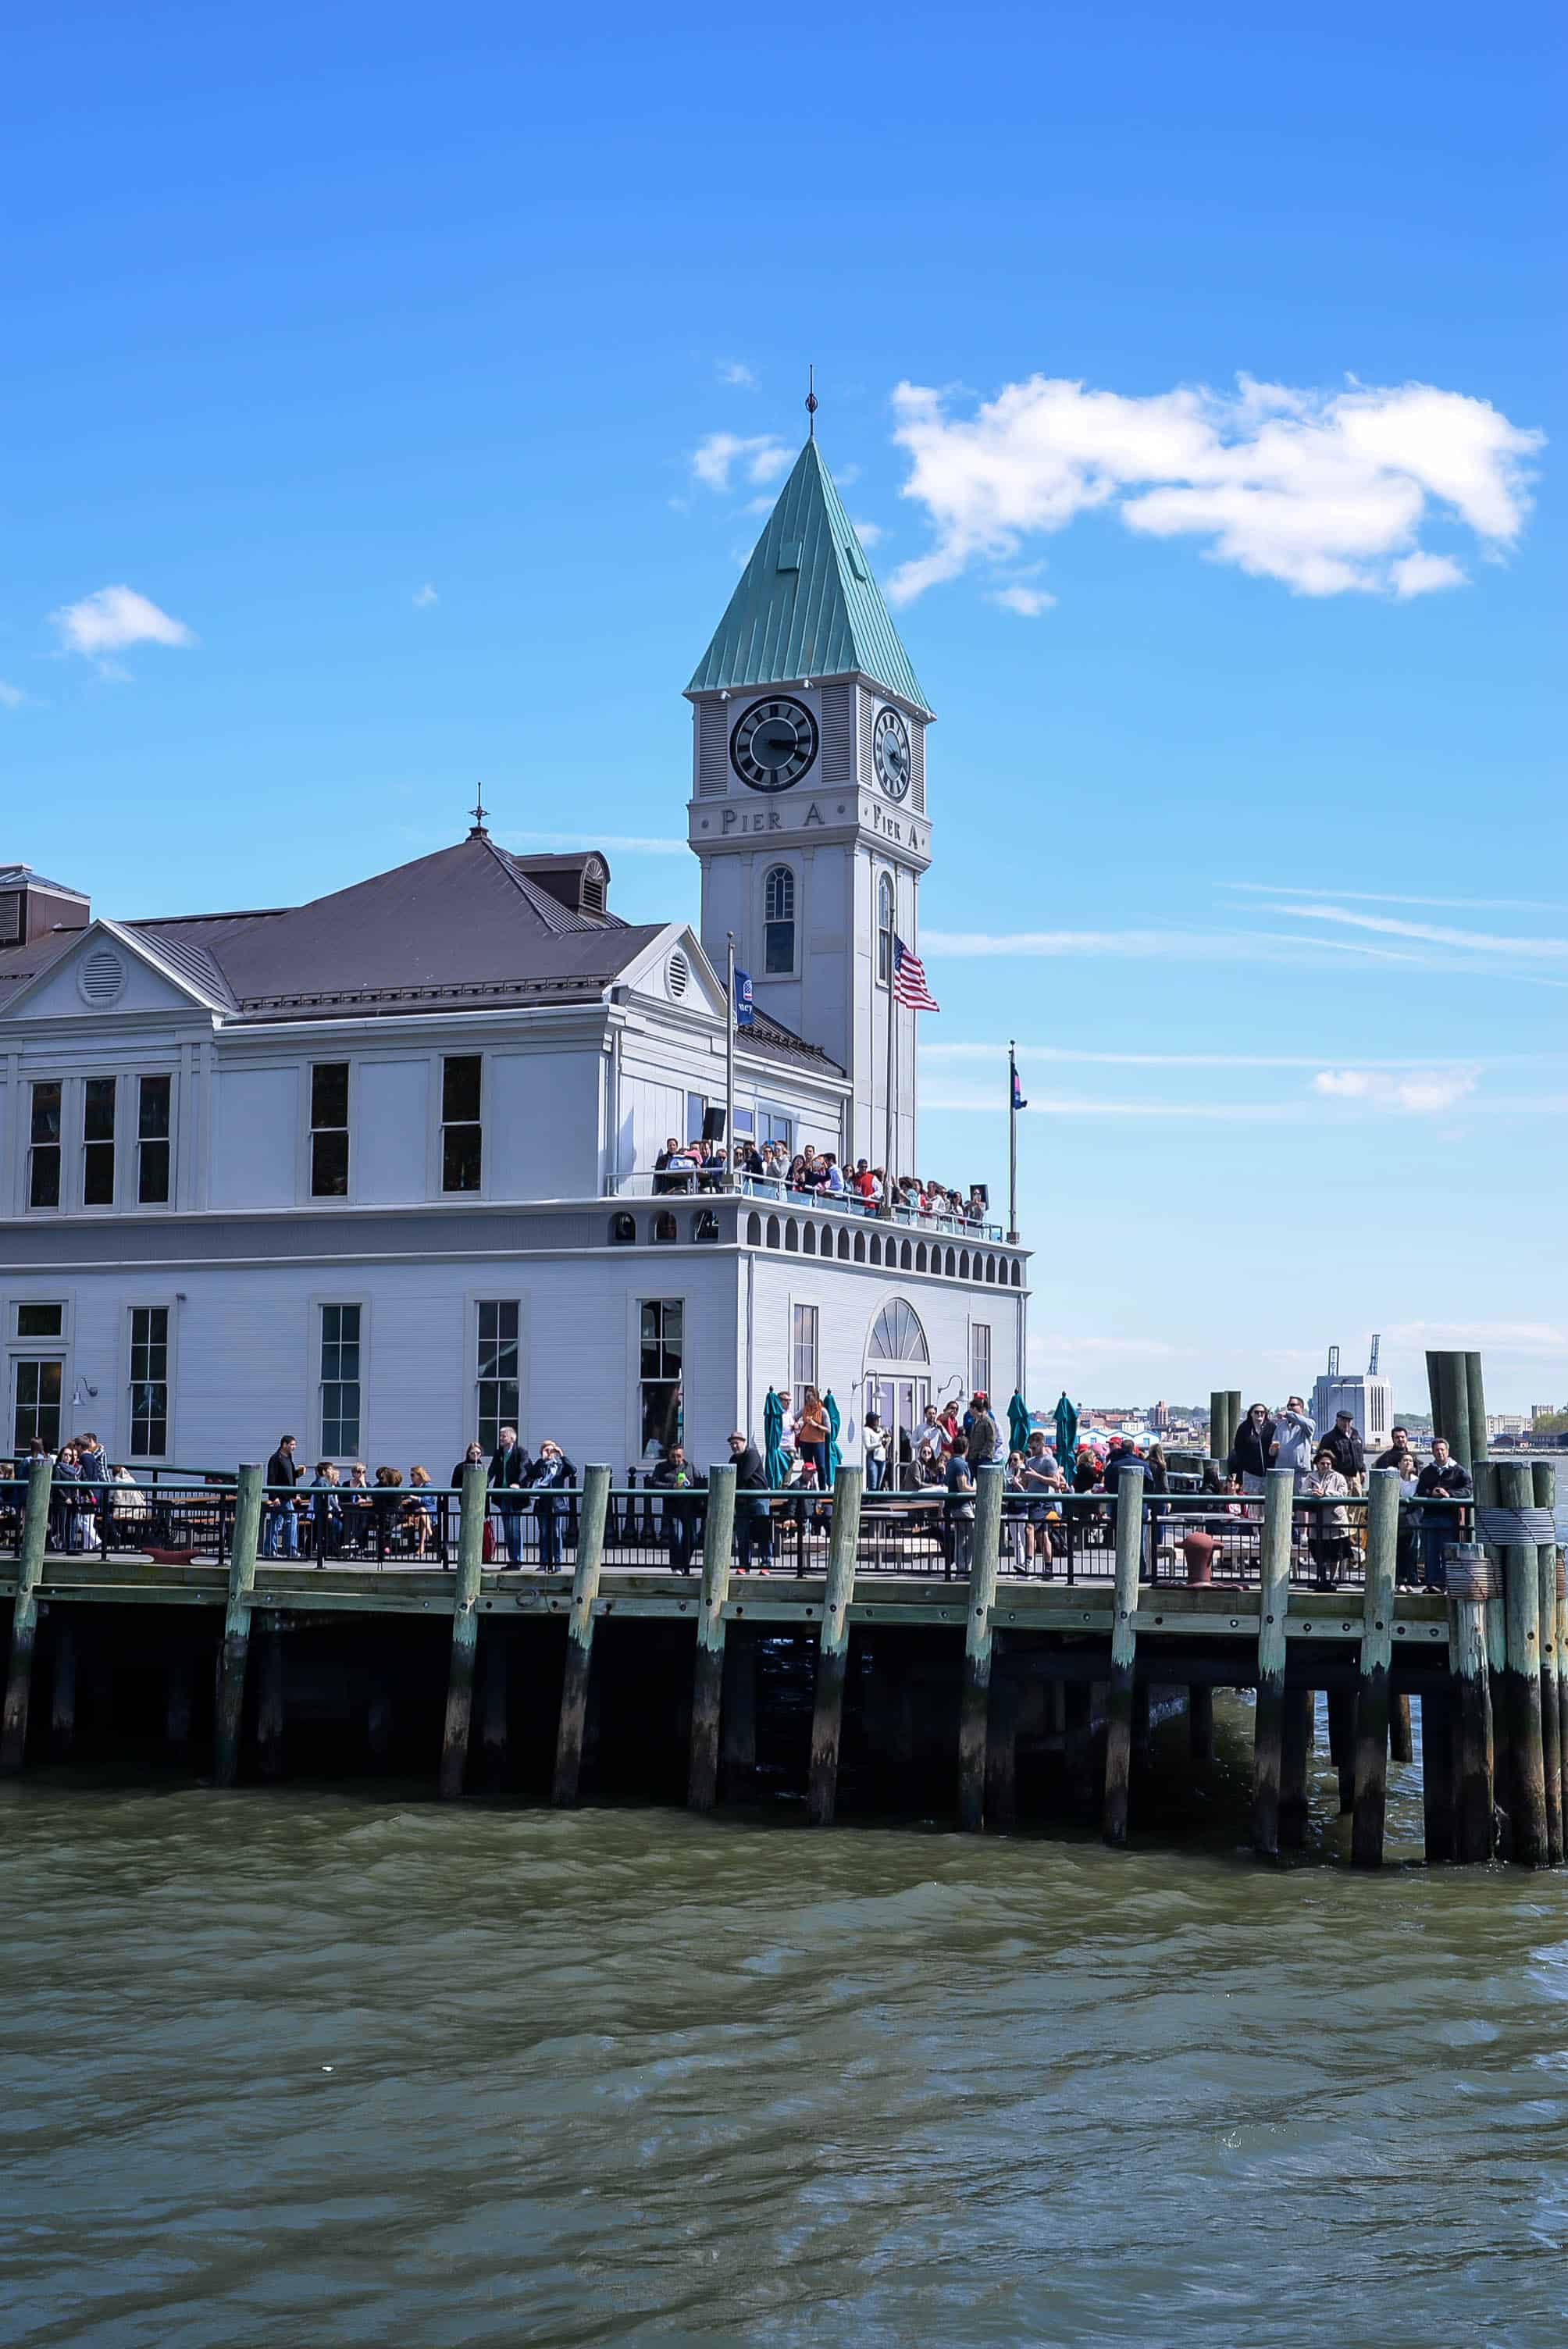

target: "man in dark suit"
[650,1444,705,1574]
[488,1424,531,1567]
[726,1430,773,1574]
[263,1433,302,1557]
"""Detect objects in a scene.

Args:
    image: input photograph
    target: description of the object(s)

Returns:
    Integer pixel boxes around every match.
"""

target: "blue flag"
[1011,1060,1027,1111]
[734,968,754,1028]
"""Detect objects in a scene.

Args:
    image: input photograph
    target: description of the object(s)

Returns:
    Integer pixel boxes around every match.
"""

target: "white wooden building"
[0,439,1028,1477]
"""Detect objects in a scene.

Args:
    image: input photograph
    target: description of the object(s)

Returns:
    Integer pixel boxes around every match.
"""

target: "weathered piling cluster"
[2,1352,1565,1873]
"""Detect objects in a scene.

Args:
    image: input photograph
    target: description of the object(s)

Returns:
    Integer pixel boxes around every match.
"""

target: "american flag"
[893,936,939,1013]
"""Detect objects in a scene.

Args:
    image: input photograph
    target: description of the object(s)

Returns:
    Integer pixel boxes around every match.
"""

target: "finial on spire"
[469,788,490,839]
[805,363,818,440]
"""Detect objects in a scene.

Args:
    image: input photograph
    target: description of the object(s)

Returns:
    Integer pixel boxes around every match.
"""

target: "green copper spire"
[686,440,931,715]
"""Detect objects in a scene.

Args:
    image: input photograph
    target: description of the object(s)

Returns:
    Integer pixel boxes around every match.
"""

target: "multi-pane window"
[16,1303,63,1340]
[763,865,795,975]
[476,1301,520,1453]
[877,875,894,986]
[685,1091,707,1142]
[791,1303,818,1409]
[441,1056,482,1192]
[83,1078,116,1206]
[970,1324,992,1400]
[129,1306,169,1456]
[28,1081,62,1208]
[137,1075,172,1204]
[761,1110,793,1150]
[12,1360,62,1454]
[310,1064,350,1196]
[639,1299,683,1455]
[319,1304,362,1455]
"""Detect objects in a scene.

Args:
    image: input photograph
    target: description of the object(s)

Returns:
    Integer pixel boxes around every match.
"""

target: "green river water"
[3,1703,1566,2347]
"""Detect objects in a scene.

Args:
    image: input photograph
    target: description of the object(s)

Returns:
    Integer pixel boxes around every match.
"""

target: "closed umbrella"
[764,1388,788,1488]
[824,1390,842,1488]
[1007,1391,1031,1456]
[1053,1390,1078,1470]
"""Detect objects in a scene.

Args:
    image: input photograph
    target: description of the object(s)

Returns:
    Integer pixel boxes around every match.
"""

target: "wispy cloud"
[921,925,1430,968]
[988,583,1056,617]
[1224,881,1568,914]
[1280,902,1568,960]
[412,583,438,608]
[886,372,1542,606]
[0,680,23,709]
[52,585,196,661]
[502,830,688,858]
[923,1092,1314,1122]
[1382,1319,1568,1360]
[717,361,757,388]
[922,1041,1494,1071]
[1313,1066,1479,1113]
[850,518,884,547]
[691,433,792,493]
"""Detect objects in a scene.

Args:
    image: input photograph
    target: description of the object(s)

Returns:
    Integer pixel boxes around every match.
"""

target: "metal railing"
[608,1167,1006,1243]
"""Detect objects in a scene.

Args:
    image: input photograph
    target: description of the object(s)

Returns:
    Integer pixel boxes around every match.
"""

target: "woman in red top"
[795,1385,830,1488]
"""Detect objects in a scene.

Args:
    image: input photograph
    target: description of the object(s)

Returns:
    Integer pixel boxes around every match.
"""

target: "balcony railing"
[607,1167,1007,1244]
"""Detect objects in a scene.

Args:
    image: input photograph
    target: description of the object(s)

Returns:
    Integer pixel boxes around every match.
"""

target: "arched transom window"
[764,865,796,975]
[868,1298,929,1363]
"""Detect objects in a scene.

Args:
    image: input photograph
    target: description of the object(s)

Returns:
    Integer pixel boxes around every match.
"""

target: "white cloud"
[717,361,757,388]
[1313,1067,1480,1113]
[885,372,1542,605]
[503,830,688,857]
[51,585,196,659]
[1381,1319,1568,1359]
[921,925,1429,968]
[988,583,1056,616]
[691,433,792,493]
[0,680,23,709]
[923,1041,1488,1071]
[850,518,884,547]
[924,1092,1312,1121]
[412,583,438,608]
[1223,882,1568,913]
[1280,902,1568,961]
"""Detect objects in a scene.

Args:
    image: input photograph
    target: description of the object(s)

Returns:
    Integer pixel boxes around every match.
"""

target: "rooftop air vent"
[668,950,689,1001]
[78,948,127,1007]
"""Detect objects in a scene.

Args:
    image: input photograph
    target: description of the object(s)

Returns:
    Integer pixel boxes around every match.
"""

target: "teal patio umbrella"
[1007,1391,1031,1456]
[1053,1390,1078,1470]
[824,1390,842,1487]
[763,1388,789,1488]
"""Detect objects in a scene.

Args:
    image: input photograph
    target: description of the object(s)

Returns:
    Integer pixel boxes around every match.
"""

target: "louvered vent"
[910,723,926,814]
[582,857,606,915]
[697,700,729,797]
[668,950,689,1000]
[819,683,854,784]
[78,948,126,1007]
[0,893,19,945]
[857,690,874,786]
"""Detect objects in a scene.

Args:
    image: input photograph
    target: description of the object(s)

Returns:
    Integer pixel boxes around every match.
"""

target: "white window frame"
[876,872,895,988]
[630,1291,688,1463]
[969,1320,992,1401]
[310,1292,370,1463]
[134,1071,177,1211]
[439,1051,485,1197]
[123,1298,178,1462]
[760,860,800,980]
[80,1073,120,1212]
[305,1059,354,1205]
[5,1293,73,1456]
[470,1292,525,1455]
[24,1073,68,1216]
[790,1299,819,1413]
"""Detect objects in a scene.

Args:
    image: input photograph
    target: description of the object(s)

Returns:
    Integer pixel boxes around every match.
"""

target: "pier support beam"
[1533,1462,1563,1866]
[551,1464,611,1809]
[1327,1691,1356,1814]
[1389,1693,1413,1766]
[167,1656,194,1758]
[1188,1684,1214,1763]
[255,1618,285,1781]
[1,1456,55,1774]
[1103,1463,1146,1847]
[212,1463,264,1789]
[1421,1690,1456,1863]
[721,1627,757,1799]
[1280,1687,1312,1848]
[807,1466,863,1827]
[49,1619,77,1761]
[687,1464,737,1813]
[985,1638,1018,1831]
[1250,1468,1295,1858]
[1064,1678,1093,1810]
[1558,1563,1568,1848]
[958,1464,1004,1831]
[1351,1470,1399,1869]
[1499,1460,1548,1866]
[438,1462,488,1801]
[366,1691,392,1767]
[1448,1546,1496,1862]
[479,1633,509,1790]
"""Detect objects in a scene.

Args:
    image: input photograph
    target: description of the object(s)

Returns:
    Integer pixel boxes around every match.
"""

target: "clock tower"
[686,437,934,1175]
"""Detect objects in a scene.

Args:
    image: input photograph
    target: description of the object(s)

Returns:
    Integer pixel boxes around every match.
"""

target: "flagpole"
[725,932,736,1191]
[882,934,897,1217]
[1007,1039,1019,1244]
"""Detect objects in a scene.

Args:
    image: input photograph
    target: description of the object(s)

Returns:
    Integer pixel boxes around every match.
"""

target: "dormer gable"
[0,918,230,1024]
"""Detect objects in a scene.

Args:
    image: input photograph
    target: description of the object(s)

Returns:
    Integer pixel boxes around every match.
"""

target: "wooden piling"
[985,1638,1018,1831]
[1558,1566,1568,1849]
[551,1463,611,1808]
[1064,1677,1094,1809]
[1389,1693,1413,1766]
[721,1627,757,1799]
[1279,1687,1312,1849]
[438,1461,489,1802]
[479,1634,509,1788]
[1499,1459,1548,1866]
[1350,1469,1399,1869]
[1532,1461,1563,1865]
[686,1463,737,1813]
[1250,1467,1294,1858]
[807,1464,863,1827]
[1448,1545,1495,1862]
[49,1620,77,1761]
[255,1618,285,1781]
[1327,1691,1356,1814]
[1,1456,55,1773]
[1188,1684,1214,1763]
[1103,1462,1145,1847]
[1465,1354,1489,1464]
[1427,1350,1474,1470]
[1422,1690,1456,1862]
[167,1656,194,1756]
[212,1463,264,1788]
[957,1463,1004,1831]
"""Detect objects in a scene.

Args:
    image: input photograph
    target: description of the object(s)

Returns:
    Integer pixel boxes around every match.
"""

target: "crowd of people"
[1216,1399,1473,1588]
[651,1135,991,1228]
[0,1435,151,1552]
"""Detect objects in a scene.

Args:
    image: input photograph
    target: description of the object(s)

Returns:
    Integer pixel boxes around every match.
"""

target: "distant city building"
[1311,1346,1392,1453]
[1488,1413,1527,1438]
[1149,1399,1171,1431]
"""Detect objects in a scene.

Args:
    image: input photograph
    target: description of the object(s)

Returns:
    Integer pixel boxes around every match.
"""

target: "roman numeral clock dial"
[873,705,911,800]
[729,695,819,792]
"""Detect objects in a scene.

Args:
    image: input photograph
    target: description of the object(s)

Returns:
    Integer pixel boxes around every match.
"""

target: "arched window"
[945,1248,956,1278]
[747,1211,762,1246]
[803,1221,817,1255]
[653,1210,678,1243]
[900,1239,912,1271]
[960,1250,971,1281]
[869,1234,882,1265]
[784,1218,799,1252]
[694,1209,719,1242]
[877,873,894,986]
[764,865,796,975]
[986,1253,997,1284]
[610,1212,636,1246]
[1010,1259,1022,1287]
[766,1214,781,1248]
[836,1228,850,1260]
[915,1242,927,1272]
[868,1299,929,1363]
[853,1231,866,1262]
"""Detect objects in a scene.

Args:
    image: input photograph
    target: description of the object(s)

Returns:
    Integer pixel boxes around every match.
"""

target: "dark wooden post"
[255,1618,285,1780]
[1421,1689,1456,1863]
[551,1463,611,1808]
[167,1656,194,1756]
[721,1627,757,1799]
[1448,1545,1496,1862]
[1389,1693,1414,1765]
[1,1456,55,1774]
[1250,1467,1294,1858]
[985,1637,1018,1830]
[1351,1469,1399,1869]
[1327,1691,1356,1813]
[687,1463,737,1813]
[1064,1677,1093,1810]
[1532,1461,1563,1866]
[1103,1463,1145,1847]
[212,1464,264,1788]
[1279,1688,1313,1848]
[479,1634,509,1788]
[1499,1460,1548,1865]
[958,1463,1004,1831]
[807,1464,863,1827]
[438,1461,488,1801]
[1188,1684,1214,1762]
[48,1619,77,1761]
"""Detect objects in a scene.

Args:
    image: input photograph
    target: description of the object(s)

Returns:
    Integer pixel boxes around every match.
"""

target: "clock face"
[729,695,819,793]
[873,706,912,800]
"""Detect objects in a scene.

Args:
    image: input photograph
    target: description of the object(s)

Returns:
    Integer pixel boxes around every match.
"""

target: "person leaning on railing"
[522,1441,576,1569]
[649,1444,705,1573]
[1414,1438,1471,1591]
[1304,1449,1352,1588]
[726,1431,772,1574]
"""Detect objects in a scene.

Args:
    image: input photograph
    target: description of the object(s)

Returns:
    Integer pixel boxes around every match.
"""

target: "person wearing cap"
[1318,1410,1367,1492]
[726,1431,772,1574]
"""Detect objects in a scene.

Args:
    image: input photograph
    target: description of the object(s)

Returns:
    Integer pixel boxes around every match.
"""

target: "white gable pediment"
[618,926,726,1024]
[0,921,226,1025]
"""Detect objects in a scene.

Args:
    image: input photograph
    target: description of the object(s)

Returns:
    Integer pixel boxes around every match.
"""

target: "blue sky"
[2,1,1562,1408]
